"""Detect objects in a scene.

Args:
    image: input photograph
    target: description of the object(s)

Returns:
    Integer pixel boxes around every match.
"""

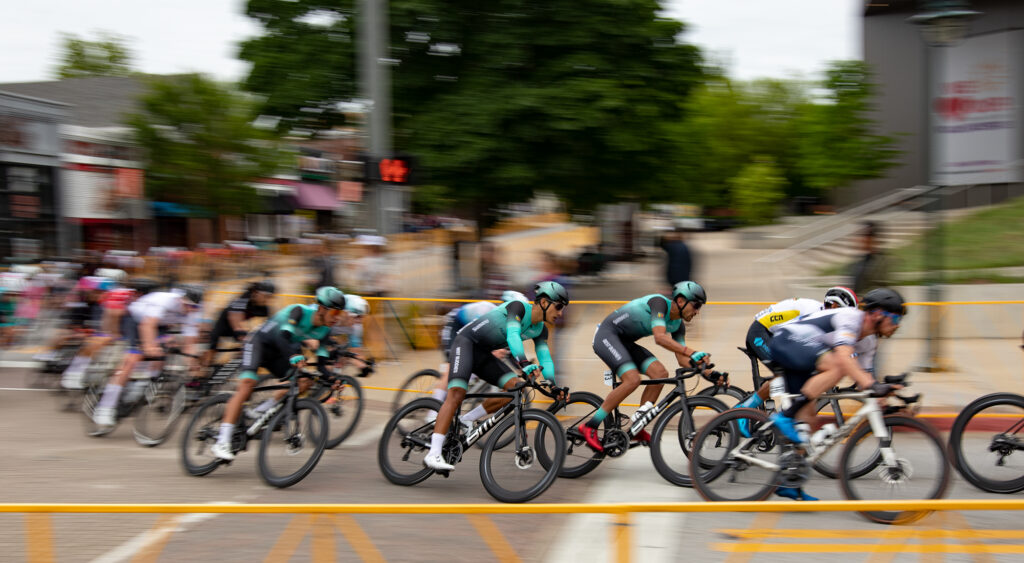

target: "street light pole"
[360,0,401,235]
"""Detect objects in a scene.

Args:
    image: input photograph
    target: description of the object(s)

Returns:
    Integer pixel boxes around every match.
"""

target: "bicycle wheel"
[133,374,187,447]
[690,408,785,502]
[649,395,729,487]
[392,369,440,413]
[378,397,441,486]
[811,395,876,479]
[695,385,747,407]
[949,393,1024,494]
[257,397,329,488]
[839,415,950,525]
[181,393,230,477]
[533,391,606,478]
[319,375,364,449]
[480,408,564,503]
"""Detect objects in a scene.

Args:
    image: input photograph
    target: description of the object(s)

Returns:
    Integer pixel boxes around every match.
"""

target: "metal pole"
[359,0,394,235]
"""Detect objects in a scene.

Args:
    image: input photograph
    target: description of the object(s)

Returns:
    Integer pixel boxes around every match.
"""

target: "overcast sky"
[0,1,862,85]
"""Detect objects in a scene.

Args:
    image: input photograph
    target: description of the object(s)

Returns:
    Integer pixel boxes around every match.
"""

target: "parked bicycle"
[689,373,950,525]
[948,392,1024,494]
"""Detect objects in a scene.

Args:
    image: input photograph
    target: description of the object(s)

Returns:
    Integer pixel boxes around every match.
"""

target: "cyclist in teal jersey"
[579,281,717,451]
[423,281,569,471]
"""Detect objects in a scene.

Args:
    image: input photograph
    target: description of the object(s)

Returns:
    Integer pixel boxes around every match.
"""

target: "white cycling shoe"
[423,454,454,471]
[61,371,85,390]
[211,442,235,461]
[92,406,116,428]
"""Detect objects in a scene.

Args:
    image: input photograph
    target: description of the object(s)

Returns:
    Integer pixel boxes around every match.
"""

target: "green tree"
[55,32,135,79]
[238,0,703,219]
[730,156,787,225]
[126,74,289,220]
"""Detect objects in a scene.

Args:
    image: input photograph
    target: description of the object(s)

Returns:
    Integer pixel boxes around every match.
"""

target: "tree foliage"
[730,156,787,225]
[126,74,289,217]
[55,31,135,79]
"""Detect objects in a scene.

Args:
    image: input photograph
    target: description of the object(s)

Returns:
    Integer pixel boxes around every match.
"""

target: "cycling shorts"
[767,332,828,393]
[208,317,244,350]
[592,322,658,377]
[439,316,461,362]
[745,322,773,364]
[122,316,172,355]
[238,332,292,382]
[446,332,517,390]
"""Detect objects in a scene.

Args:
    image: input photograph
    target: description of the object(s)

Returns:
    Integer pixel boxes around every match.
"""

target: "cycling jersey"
[440,301,496,360]
[775,307,864,350]
[237,304,334,381]
[770,308,873,391]
[128,291,201,338]
[753,298,824,331]
[331,323,363,349]
[101,288,136,311]
[604,294,686,344]
[208,291,270,346]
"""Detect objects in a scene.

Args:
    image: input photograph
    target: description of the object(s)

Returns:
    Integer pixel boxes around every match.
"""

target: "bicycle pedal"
[437,470,450,478]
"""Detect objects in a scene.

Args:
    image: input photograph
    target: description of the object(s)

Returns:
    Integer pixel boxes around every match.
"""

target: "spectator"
[662,227,693,291]
[849,221,889,295]
[311,241,338,290]
[478,241,510,301]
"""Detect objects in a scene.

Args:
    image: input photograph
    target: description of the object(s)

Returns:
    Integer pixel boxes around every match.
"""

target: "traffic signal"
[363,155,416,184]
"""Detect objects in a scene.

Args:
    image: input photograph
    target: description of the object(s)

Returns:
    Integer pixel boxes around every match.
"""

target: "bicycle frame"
[608,368,705,442]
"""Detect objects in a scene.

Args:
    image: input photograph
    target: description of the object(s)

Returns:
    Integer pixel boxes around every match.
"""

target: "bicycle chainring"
[778,450,810,487]
[603,428,629,458]
[442,440,463,466]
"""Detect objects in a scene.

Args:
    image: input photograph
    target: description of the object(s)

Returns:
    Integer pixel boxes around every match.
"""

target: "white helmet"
[343,295,369,316]
[501,290,529,303]
[95,268,127,282]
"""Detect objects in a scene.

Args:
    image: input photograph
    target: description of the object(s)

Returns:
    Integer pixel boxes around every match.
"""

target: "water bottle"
[631,401,654,422]
[810,423,838,448]
[603,370,614,387]
[769,377,790,410]
[796,422,812,446]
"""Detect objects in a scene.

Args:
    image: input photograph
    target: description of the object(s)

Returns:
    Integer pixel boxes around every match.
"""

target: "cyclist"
[92,284,204,429]
[200,281,275,368]
[425,290,527,415]
[327,294,373,373]
[765,287,905,501]
[210,286,348,461]
[733,286,859,414]
[579,281,715,452]
[423,282,568,471]
[60,277,136,389]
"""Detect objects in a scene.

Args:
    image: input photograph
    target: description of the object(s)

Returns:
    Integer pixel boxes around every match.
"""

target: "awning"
[151,201,215,218]
[293,183,338,211]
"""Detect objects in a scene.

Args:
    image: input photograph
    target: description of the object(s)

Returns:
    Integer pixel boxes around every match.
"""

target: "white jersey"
[753,298,824,332]
[128,291,201,337]
[776,308,865,350]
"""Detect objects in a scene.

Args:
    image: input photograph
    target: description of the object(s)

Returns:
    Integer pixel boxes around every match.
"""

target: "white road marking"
[0,361,41,368]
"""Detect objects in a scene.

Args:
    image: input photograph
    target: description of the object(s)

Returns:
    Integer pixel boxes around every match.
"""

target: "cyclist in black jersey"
[200,281,274,368]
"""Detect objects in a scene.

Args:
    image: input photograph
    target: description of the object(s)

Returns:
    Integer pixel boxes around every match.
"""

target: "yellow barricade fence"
[6,500,1024,562]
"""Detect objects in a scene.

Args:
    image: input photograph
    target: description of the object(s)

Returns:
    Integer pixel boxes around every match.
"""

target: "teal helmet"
[533,281,569,307]
[315,286,346,310]
[671,281,707,306]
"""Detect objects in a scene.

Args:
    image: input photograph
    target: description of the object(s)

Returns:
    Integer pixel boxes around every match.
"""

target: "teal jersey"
[265,303,333,357]
[604,294,686,344]
[463,300,546,350]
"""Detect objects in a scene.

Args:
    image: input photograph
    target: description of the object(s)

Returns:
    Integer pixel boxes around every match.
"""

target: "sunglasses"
[881,311,902,325]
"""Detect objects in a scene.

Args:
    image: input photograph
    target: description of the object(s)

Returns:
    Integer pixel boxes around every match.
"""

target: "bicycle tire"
[695,384,747,405]
[479,408,565,503]
[392,369,440,413]
[257,397,329,488]
[321,375,364,449]
[810,395,877,480]
[536,391,607,478]
[839,414,950,525]
[378,397,442,486]
[690,408,783,502]
[649,395,729,487]
[948,392,1024,494]
[133,375,187,447]
[181,393,231,477]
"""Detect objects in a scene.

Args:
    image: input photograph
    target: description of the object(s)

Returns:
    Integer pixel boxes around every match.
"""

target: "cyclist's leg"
[432,317,459,401]
[220,335,266,428]
[591,324,644,418]
[432,335,475,438]
[473,356,520,417]
[628,342,664,406]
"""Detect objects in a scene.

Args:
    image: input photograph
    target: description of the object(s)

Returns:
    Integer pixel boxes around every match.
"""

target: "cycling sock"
[782,394,809,418]
[462,404,488,422]
[586,408,609,429]
[431,389,447,402]
[253,398,278,413]
[64,355,90,375]
[97,384,123,408]
[428,433,445,457]
[217,423,234,445]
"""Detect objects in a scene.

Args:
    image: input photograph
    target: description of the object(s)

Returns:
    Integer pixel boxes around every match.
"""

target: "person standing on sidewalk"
[849,221,889,295]
[662,228,693,291]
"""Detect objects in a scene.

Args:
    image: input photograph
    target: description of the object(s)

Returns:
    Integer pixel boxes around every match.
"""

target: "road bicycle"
[378,374,566,503]
[689,373,950,525]
[948,392,1024,494]
[311,349,372,449]
[556,364,730,486]
[180,365,330,488]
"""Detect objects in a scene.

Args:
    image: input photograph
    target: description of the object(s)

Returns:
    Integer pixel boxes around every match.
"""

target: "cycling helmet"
[671,281,707,306]
[533,281,569,307]
[251,280,276,294]
[95,278,116,292]
[861,288,906,316]
[128,278,160,295]
[824,286,858,308]
[95,268,127,282]
[344,295,369,316]
[177,284,205,305]
[315,286,346,310]
[501,290,529,303]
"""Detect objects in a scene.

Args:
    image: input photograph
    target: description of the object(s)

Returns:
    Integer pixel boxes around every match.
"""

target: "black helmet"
[177,284,205,305]
[315,286,346,309]
[128,278,160,295]
[534,281,569,307]
[861,288,906,316]
[252,280,276,294]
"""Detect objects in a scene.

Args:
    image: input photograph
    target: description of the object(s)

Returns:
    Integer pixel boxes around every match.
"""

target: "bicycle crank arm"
[730,451,781,472]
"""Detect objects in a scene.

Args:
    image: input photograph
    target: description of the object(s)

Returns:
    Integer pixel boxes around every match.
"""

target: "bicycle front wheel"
[392,369,440,413]
[811,395,875,479]
[650,396,729,487]
[181,393,230,477]
[948,393,1024,494]
[319,375,364,449]
[690,408,784,502]
[480,408,564,503]
[257,398,329,488]
[539,391,606,479]
[378,397,441,486]
[839,415,950,525]
[134,376,187,447]
[695,385,747,407]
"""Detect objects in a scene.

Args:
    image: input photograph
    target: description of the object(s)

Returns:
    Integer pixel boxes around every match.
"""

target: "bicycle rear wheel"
[948,393,1024,494]
[181,393,230,477]
[257,398,329,488]
[690,408,784,502]
[319,375,364,449]
[392,369,440,413]
[134,374,187,447]
[839,415,950,525]
[695,385,747,407]
[649,396,728,487]
[378,397,441,486]
[480,408,564,503]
